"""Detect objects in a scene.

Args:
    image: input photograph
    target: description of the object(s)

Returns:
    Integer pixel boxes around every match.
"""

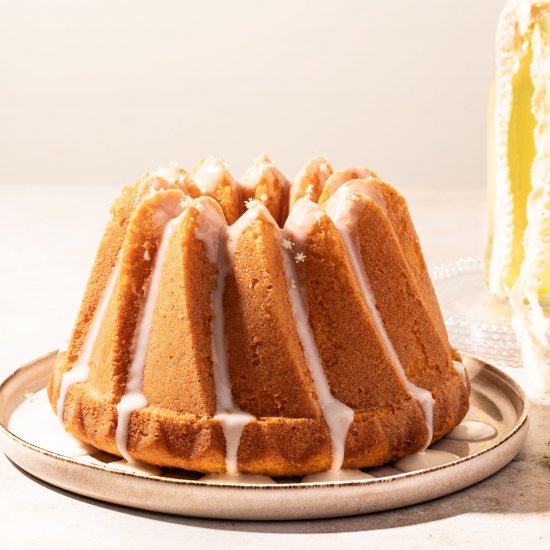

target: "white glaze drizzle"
[201,473,274,484]
[344,178,387,210]
[13,389,95,456]
[210,227,232,409]
[301,469,373,483]
[115,204,184,462]
[111,193,252,472]
[193,197,226,262]
[325,186,435,450]
[393,449,459,472]
[225,199,355,472]
[57,260,121,422]
[289,157,332,207]
[446,420,498,442]
[452,360,467,386]
[109,459,162,476]
[323,167,377,196]
[239,154,289,206]
[284,198,355,472]
[211,207,255,474]
[153,161,187,184]
[192,157,229,195]
[226,203,262,254]
[213,410,254,475]
[212,201,255,474]
[293,157,332,187]
[239,154,274,193]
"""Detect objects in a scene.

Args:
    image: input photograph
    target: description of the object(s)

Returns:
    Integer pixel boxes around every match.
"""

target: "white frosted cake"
[486,0,550,391]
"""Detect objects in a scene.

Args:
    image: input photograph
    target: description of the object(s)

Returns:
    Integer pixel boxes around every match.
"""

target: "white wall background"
[0,0,504,189]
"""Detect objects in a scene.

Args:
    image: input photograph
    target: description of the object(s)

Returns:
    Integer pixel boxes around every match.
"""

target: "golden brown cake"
[48,157,470,477]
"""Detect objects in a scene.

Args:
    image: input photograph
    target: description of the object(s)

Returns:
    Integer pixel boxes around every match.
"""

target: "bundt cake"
[48,155,470,476]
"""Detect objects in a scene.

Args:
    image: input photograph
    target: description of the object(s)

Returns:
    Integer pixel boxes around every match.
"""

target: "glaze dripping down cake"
[48,155,470,476]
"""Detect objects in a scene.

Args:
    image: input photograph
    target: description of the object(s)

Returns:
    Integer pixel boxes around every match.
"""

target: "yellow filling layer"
[505,38,536,290]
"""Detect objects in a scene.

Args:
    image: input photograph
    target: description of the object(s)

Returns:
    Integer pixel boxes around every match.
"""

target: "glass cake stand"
[431,256,525,368]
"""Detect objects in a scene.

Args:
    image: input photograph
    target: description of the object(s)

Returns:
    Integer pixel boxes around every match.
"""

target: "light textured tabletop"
[0,184,548,549]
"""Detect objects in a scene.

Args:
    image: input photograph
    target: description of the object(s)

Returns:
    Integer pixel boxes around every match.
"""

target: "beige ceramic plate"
[0,351,528,520]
